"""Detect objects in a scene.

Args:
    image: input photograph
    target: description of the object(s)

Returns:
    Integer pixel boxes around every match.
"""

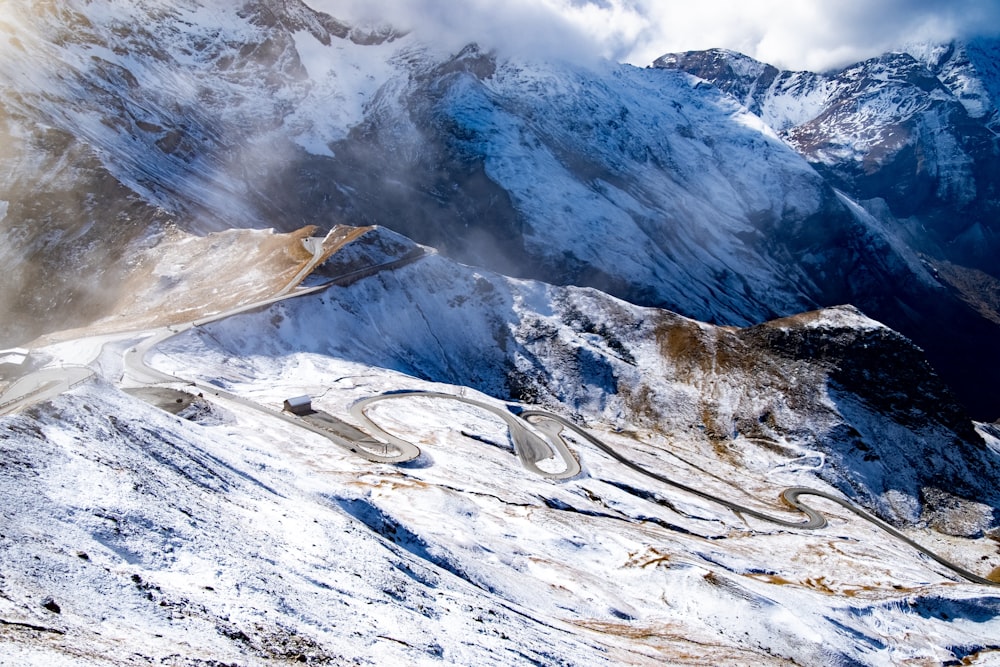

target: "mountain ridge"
[653,41,1000,419]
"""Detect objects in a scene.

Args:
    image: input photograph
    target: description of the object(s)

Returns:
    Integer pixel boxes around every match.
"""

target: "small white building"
[283,395,312,416]
[0,347,29,375]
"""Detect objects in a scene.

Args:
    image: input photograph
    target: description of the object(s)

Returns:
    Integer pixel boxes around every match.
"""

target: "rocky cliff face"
[911,40,1000,133]
[655,45,1000,266]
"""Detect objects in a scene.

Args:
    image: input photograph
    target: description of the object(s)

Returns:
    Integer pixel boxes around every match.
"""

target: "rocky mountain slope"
[3,0,999,418]
[654,43,1000,262]
[655,42,1000,419]
[158,228,999,535]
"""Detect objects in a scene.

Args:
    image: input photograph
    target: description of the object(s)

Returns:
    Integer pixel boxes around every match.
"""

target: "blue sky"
[312,0,1000,70]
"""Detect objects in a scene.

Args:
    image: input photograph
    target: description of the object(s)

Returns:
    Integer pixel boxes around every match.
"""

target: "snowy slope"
[7,0,1000,423]
[655,47,990,216]
[908,39,1000,132]
[4,5,1000,658]
[152,228,998,533]
[654,49,839,133]
[424,53,840,323]
[4,229,1000,665]
[7,379,999,666]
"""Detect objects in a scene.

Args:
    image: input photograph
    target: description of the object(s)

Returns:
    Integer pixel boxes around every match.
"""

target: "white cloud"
[557,0,1000,70]
[303,0,601,63]
[305,0,1000,71]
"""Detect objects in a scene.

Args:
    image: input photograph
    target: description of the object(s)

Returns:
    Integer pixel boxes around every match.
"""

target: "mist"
[306,0,1000,71]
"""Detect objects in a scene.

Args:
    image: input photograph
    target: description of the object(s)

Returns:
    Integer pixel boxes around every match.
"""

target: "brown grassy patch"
[34,224,375,345]
[573,619,690,641]
[934,260,1000,325]
[653,313,752,375]
[619,382,660,424]
[747,573,921,599]
[961,648,1000,665]
[746,574,832,595]
[570,619,786,665]
[344,475,431,492]
[654,318,712,380]
[741,437,798,458]
[624,546,672,569]
[320,224,375,262]
[699,404,740,466]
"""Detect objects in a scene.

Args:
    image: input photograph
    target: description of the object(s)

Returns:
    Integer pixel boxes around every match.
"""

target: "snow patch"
[286,29,406,154]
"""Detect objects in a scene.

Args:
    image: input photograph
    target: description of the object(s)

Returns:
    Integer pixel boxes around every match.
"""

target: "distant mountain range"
[656,42,1000,418]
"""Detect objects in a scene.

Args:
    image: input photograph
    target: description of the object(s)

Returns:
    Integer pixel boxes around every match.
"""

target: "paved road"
[350,392,580,479]
[194,385,418,464]
[279,233,332,297]
[2,241,428,412]
[344,397,997,584]
[519,410,1000,587]
[0,366,94,416]
[3,239,995,587]
[114,247,433,465]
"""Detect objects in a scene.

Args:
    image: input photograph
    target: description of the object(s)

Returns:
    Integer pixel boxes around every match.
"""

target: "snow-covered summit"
[906,38,1000,131]
[656,41,1000,418]
[654,49,838,132]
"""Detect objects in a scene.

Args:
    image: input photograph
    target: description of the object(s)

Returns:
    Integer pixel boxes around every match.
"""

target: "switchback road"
[351,392,580,479]
[348,394,999,587]
[525,409,1000,586]
[1,237,996,588]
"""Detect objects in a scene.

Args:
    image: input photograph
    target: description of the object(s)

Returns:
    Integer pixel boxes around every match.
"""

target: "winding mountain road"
[350,394,999,587]
[0,366,94,416]
[2,234,426,410]
[1,235,996,588]
[117,245,434,465]
[521,410,1000,586]
[351,392,580,479]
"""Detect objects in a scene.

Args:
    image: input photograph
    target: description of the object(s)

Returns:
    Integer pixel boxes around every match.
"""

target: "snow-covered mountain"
[3,2,1000,662]
[154,228,998,533]
[4,226,1000,665]
[655,42,1000,419]
[5,0,999,420]
[909,40,1000,133]
[654,43,1000,242]
[5,0,856,329]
